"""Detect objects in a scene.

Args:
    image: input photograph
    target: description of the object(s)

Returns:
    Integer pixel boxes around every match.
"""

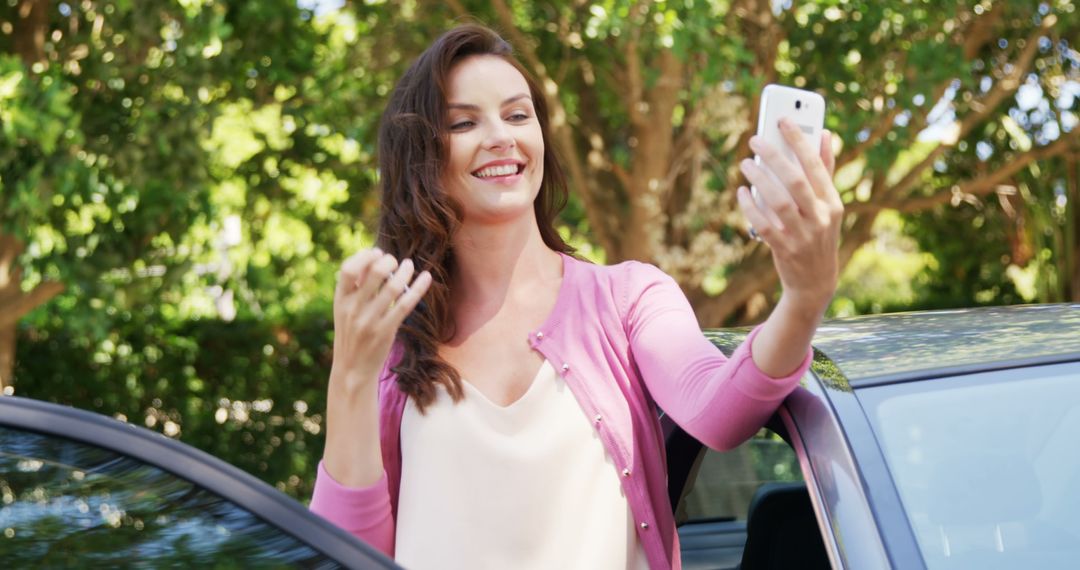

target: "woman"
[311,24,842,570]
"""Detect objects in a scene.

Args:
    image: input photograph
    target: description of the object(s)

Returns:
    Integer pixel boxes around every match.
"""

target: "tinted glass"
[683,430,802,522]
[862,362,1080,570]
[0,425,336,568]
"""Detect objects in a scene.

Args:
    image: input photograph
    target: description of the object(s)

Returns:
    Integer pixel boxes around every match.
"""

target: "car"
[4,304,1077,568]
[672,303,1080,570]
[0,396,396,568]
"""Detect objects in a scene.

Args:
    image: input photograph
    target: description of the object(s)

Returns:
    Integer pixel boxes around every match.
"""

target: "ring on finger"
[384,273,409,296]
[748,225,764,242]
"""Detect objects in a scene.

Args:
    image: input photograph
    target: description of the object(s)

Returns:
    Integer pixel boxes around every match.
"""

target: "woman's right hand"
[330,248,433,393]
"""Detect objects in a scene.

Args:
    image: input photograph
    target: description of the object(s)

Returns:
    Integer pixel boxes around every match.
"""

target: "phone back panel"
[755,84,826,165]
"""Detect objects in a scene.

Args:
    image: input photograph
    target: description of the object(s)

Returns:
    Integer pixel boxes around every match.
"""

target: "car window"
[0,425,336,567]
[861,362,1080,570]
[682,429,803,522]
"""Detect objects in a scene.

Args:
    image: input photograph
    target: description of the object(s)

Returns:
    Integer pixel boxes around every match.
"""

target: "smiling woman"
[309,23,846,570]
[368,25,573,415]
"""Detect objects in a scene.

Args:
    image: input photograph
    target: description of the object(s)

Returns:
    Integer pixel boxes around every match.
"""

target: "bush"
[14,311,334,501]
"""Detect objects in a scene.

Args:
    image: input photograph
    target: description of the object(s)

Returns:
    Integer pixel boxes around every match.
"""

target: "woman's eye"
[450,120,474,130]
[508,112,530,122]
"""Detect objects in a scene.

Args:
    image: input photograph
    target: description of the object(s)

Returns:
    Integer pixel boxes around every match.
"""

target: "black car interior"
[664,413,831,570]
[739,482,830,570]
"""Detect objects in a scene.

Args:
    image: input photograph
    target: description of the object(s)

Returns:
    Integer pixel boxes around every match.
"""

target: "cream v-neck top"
[394,360,650,570]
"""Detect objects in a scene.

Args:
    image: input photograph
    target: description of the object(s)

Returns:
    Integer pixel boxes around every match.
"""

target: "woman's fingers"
[778,118,834,203]
[353,253,399,301]
[362,258,415,319]
[335,248,383,299]
[820,130,836,177]
[737,122,845,313]
[744,124,844,235]
[329,249,431,387]
[748,136,814,220]
[740,155,797,231]
[819,130,844,212]
[339,251,432,329]
[383,270,433,328]
[736,185,776,246]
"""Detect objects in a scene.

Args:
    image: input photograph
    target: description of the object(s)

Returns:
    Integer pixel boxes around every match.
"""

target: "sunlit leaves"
[207,101,289,169]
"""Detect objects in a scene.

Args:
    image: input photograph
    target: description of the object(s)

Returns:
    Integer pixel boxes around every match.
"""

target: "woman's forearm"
[750,293,828,378]
[322,372,385,488]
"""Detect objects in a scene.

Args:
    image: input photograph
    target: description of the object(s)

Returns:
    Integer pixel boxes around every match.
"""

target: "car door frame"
[0,396,397,569]
[784,366,927,570]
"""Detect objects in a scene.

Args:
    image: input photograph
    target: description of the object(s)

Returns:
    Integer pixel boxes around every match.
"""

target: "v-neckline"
[461,360,554,410]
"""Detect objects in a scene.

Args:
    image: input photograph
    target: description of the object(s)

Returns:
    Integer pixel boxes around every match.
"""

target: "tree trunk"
[838,212,880,271]
[691,248,779,327]
[0,322,13,394]
[0,233,20,394]
[13,0,49,64]
[1067,154,1080,302]
[0,232,65,392]
[2,0,57,393]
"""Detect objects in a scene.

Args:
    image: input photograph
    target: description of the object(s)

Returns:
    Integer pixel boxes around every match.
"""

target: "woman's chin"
[461,200,538,227]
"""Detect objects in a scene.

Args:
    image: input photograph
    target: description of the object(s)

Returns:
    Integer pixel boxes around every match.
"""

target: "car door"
[0,396,397,568]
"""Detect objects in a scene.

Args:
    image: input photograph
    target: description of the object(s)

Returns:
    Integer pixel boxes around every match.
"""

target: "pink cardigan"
[311,253,810,569]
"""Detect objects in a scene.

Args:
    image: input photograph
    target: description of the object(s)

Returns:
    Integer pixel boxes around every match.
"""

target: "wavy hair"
[375,24,573,411]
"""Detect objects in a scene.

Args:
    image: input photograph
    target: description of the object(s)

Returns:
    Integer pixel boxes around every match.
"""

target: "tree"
[2,1,427,494]
[0,0,334,389]
[899,138,1080,309]
[403,0,1080,323]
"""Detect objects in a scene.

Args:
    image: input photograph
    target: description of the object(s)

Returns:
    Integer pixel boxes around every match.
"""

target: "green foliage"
[14,308,332,501]
[832,212,931,316]
[1,0,410,503]
[905,193,1039,309]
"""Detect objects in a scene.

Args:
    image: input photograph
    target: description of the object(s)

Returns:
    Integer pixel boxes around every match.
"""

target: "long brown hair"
[375,24,573,411]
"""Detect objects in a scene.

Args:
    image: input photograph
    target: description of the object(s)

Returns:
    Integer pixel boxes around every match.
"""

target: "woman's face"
[442,55,545,227]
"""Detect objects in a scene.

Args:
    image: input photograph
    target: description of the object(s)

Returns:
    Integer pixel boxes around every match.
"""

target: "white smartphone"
[755,84,826,167]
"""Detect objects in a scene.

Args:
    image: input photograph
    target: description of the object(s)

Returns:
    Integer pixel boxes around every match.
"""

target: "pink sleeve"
[310,460,396,557]
[621,263,811,450]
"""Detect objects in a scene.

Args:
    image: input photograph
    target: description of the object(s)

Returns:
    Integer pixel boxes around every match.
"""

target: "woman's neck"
[449,216,563,313]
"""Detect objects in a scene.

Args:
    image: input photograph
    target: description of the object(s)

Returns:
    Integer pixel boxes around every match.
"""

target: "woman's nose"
[483,120,514,151]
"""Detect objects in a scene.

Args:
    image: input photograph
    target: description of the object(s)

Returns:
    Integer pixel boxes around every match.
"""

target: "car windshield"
[860,362,1080,570]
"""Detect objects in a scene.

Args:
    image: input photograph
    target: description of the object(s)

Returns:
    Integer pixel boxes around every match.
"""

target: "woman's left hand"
[736,118,843,315]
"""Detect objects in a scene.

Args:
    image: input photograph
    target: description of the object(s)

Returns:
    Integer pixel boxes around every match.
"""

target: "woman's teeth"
[473,164,519,178]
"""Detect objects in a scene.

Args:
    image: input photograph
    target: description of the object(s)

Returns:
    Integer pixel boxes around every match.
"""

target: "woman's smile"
[471,160,526,185]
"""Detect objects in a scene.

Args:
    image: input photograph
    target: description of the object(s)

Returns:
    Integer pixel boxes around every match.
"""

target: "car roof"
[705,303,1080,388]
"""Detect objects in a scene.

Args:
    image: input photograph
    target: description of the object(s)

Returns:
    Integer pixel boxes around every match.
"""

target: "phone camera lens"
[795,100,802,110]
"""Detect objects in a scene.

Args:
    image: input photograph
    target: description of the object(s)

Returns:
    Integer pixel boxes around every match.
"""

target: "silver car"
[674,303,1080,569]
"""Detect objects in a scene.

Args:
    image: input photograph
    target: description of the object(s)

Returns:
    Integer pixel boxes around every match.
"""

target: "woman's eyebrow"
[447,93,532,111]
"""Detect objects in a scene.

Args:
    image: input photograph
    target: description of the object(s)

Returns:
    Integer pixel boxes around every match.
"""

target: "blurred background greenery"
[1,0,1077,500]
